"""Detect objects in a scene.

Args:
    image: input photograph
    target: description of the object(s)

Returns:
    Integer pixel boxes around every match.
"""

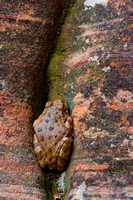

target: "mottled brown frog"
[33,100,73,171]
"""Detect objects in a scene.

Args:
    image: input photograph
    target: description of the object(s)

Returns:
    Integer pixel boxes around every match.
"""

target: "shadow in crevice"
[31,0,76,122]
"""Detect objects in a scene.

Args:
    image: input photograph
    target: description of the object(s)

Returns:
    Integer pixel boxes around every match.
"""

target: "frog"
[33,99,73,171]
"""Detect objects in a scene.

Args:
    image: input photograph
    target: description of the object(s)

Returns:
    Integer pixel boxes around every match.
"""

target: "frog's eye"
[62,104,66,110]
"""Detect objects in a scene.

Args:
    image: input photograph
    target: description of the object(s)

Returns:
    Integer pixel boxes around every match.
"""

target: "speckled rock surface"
[46,0,133,199]
[0,0,67,199]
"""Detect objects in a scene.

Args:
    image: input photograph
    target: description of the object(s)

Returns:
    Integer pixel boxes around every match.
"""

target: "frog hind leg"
[33,134,46,168]
[56,137,72,171]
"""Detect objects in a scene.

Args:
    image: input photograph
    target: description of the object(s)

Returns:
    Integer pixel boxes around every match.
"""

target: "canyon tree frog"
[33,100,73,171]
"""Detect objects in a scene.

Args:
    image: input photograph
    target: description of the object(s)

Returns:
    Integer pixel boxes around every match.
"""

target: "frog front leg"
[65,116,73,136]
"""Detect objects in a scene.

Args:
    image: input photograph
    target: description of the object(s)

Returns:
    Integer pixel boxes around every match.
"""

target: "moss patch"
[46,54,63,101]
[45,171,67,200]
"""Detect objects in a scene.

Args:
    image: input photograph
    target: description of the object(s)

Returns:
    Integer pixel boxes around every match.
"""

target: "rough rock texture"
[0,0,67,199]
[46,0,133,199]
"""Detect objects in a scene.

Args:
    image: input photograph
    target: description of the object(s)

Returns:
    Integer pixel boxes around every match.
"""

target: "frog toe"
[65,116,73,130]
[45,101,53,108]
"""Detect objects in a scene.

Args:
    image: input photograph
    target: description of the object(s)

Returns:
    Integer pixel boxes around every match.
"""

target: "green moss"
[46,62,62,101]
[46,173,67,200]
[65,66,82,83]
[103,27,122,47]
[87,62,103,84]
[64,170,71,192]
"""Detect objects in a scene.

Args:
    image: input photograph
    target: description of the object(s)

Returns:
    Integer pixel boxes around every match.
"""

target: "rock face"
[46,0,133,199]
[0,0,66,199]
[1,0,133,199]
